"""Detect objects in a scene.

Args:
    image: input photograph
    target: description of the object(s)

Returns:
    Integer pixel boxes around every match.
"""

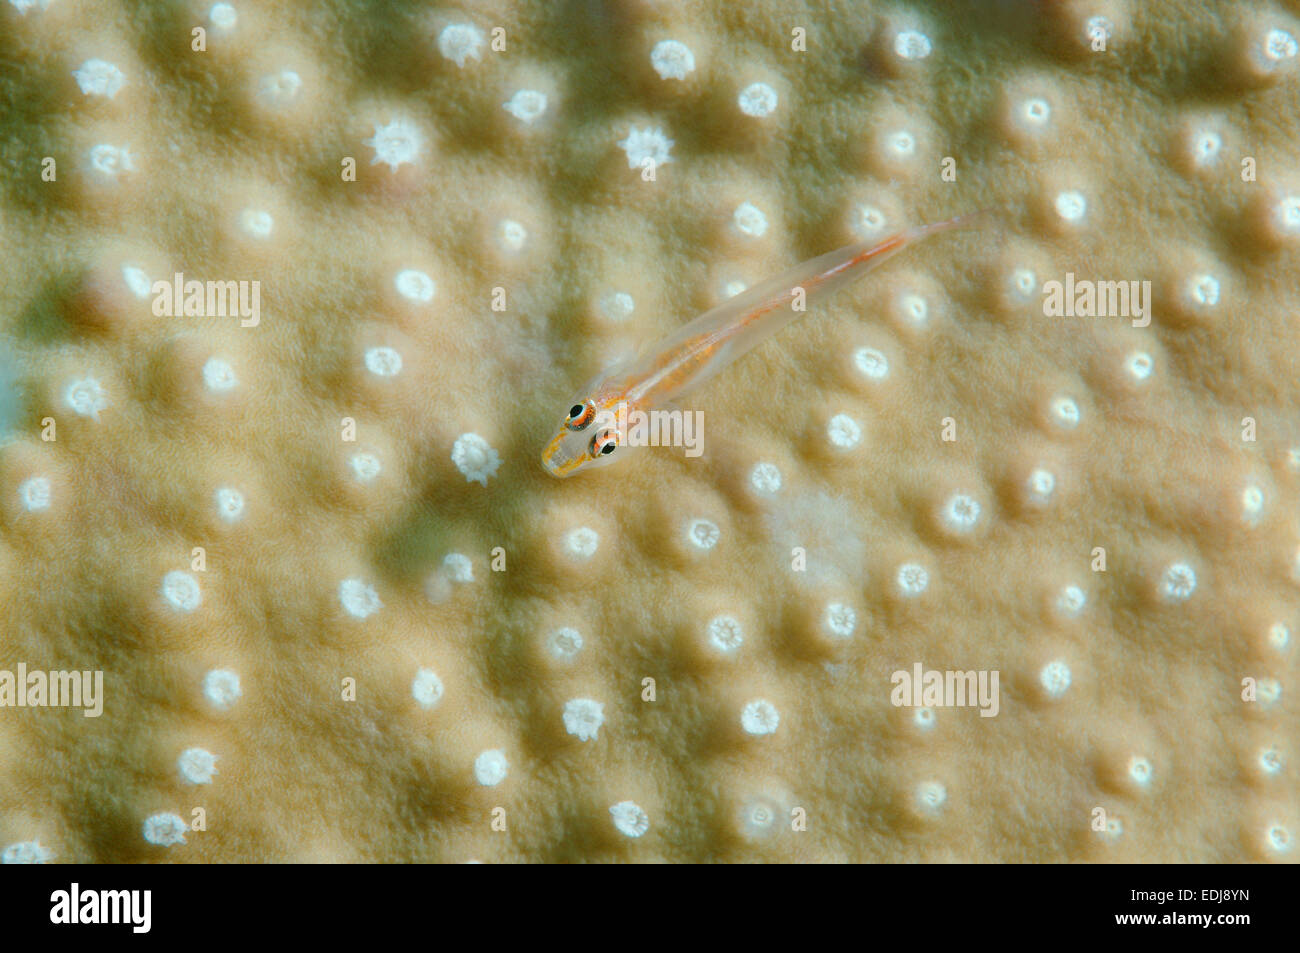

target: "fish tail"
[907,207,1000,241]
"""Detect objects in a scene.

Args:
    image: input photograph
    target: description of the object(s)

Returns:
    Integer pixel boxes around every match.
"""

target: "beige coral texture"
[0,0,1297,863]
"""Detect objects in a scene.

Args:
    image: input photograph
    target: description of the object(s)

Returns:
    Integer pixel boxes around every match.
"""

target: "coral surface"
[0,0,1297,862]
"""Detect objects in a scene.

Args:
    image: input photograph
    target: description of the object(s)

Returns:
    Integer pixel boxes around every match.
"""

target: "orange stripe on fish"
[541,211,988,477]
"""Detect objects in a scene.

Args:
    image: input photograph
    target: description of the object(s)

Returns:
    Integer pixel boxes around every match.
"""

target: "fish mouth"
[540,438,579,478]
[541,453,580,478]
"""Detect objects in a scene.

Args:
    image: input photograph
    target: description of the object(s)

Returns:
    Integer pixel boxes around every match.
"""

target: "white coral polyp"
[564,527,599,558]
[202,669,241,709]
[1159,562,1196,602]
[894,30,933,60]
[364,119,423,172]
[1,841,53,864]
[438,23,485,67]
[617,126,674,169]
[411,668,444,708]
[122,265,152,298]
[451,433,501,486]
[548,627,583,661]
[208,3,237,32]
[824,603,856,637]
[88,144,133,178]
[562,698,605,741]
[73,59,126,98]
[258,70,302,107]
[707,615,744,652]
[339,578,382,618]
[598,291,634,321]
[395,269,435,302]
[650,40,695,79]
[142,813,188,847]
[741,699,780,735]
[178,748,218,784]
[738,82,779,117]
[64,375,108,416]
[203,358,238,392]
[610,801,649,838]
[19,476,51,512]
[214,486,244,522]
[503,89,548,123]
[161,571,201,611]
[239,208,273,238]
[474,749,508,786]
[442,553,473,583]
[733,202,768,237]
[364,346,403,377]
[350,453,381,482]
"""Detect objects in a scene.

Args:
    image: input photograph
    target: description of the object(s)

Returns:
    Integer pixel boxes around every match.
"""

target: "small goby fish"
[541,211,984,478]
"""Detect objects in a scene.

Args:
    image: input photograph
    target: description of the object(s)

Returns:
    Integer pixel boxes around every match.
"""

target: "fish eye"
[566,401,596,431]
[590,430,618,457]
